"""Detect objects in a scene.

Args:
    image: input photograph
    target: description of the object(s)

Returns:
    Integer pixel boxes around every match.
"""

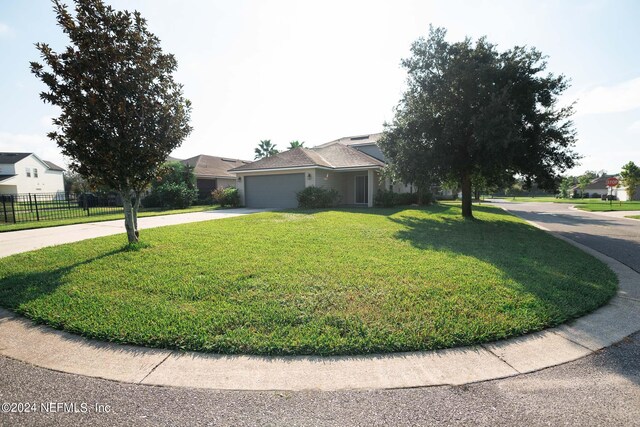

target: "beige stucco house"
[230,133,412,208]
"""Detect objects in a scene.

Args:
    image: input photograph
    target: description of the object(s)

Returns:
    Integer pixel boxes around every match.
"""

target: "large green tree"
[254,139,279,159]
[379,27,579,218]
[31,0,192,243]
[620,161,640,201]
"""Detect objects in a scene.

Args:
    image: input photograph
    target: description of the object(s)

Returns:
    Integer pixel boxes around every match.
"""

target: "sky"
[0,0,638,175]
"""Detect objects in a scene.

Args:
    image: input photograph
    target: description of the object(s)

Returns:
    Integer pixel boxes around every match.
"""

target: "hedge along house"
[179,155,251,199]
[230,133,412,208]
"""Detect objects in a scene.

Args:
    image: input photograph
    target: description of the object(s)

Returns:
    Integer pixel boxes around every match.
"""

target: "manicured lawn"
[574,201,640,212]
[0,205,219,232]
[0,205,616,355]
[627,215,640,220]
[491,196,640,212]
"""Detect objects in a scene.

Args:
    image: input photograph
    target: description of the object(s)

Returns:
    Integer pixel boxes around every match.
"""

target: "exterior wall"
[339,170,381,205]
[314,169,347,204]
[0,185,18,195]
[217,178,236,189]
[0,156,64,195]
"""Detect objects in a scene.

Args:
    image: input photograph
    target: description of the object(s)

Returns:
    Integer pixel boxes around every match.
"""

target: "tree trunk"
[121,190,139,244]
[132,191,142,239]
[461,171,473,218]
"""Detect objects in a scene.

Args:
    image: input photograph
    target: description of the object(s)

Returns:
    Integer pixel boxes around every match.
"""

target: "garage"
[244,173,305,208]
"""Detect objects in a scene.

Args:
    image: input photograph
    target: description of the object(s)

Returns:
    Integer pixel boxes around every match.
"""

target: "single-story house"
[573,174,639,201]
[178,155,251,198]
[0,152,65,196]
[230,133,412,208]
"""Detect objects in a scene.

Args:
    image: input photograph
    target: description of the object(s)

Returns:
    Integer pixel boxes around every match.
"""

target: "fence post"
[34,193,40,221]
[84,192,90,216]
[1,195,6,223]
[10,195,16,224]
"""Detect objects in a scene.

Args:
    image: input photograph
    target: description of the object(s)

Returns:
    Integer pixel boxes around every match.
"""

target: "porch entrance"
[355,175,369,204]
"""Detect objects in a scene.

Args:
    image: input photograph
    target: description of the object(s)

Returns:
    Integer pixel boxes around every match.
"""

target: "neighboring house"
[230,133,412,208]
[572,174,639,201]
[0,152,65,196]
[179,155,251,198]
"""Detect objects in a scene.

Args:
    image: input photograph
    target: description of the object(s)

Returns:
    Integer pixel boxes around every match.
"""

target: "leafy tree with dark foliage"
[380,27,579,218]
[31,0,192,242]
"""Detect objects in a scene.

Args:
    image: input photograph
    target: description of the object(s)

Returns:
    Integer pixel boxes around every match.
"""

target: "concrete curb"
[566,205,640,221]
[0,210,639,391]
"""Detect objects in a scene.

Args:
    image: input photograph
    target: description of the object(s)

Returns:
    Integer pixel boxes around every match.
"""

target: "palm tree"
[288,140,305,149]
[254,140,279,159]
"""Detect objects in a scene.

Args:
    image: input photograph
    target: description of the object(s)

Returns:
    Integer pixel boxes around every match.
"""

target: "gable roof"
[0,174,16,182]
[315,132,383,148]
[230,142,385,173]
[43,160,65,171]
[181,155,251,179]
[0,153,31,164]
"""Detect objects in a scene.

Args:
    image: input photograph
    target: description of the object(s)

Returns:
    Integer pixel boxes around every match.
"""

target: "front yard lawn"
[574,201,640,212]
[0,205,617,355]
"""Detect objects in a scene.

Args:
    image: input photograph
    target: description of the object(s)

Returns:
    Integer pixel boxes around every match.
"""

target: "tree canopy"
[31,0,192,243]
[379,27,579,217]
[621,161,640,201]
[254,139,279,159]
[288,140,305,149]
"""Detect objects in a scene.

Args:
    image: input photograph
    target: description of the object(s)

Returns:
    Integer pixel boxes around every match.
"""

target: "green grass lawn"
[0,205,616,356]
[0,205,219,232]
[491,196,640,211]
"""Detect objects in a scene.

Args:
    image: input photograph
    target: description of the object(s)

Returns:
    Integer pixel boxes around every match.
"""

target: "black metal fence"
[0,192,123,224]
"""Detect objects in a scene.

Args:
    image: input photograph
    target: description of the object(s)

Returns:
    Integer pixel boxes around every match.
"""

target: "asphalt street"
[1,202,639,426]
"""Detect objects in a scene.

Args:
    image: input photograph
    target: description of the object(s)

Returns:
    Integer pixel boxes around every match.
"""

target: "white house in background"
[572,174,639,201]
[0,152,65,196]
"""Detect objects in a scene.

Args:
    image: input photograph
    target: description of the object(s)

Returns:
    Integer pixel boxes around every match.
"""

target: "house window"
[26,167,31,177]
[34,168,38,178]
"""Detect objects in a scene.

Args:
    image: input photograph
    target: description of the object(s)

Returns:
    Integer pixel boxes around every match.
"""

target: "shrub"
[143,161,198,209]
[591,192,601,198]
[212,187,240,207]
[296,186,340,208]
[144,182,197,209]
[374,190,422,207]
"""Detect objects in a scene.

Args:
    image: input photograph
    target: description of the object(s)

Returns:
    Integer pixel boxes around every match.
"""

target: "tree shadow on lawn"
[384,206,617,325]
[0,245,140,319]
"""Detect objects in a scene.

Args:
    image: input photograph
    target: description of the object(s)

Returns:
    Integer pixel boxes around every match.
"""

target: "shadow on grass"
[0,244,145,313]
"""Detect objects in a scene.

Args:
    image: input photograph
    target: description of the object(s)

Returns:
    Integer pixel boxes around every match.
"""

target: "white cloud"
[575,77,640,116]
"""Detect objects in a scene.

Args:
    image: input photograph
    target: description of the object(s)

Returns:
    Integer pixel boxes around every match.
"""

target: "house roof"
[573,175,620,191]
[315,132,383,148]
[0,153,31,164]
[43,160,65,171]
[0,174,16,182]
[181,155,251,179]
[230,142,385,173]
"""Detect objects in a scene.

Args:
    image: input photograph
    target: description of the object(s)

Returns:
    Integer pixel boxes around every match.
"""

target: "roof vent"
[350,136,369,141]
[221,158,236,162]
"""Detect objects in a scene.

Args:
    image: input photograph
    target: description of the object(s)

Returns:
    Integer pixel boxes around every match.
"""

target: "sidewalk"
[0,208,266,258]
[0,209,639,390]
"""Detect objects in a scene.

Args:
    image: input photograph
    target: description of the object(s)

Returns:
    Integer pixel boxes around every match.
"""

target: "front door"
[355,175,368,204]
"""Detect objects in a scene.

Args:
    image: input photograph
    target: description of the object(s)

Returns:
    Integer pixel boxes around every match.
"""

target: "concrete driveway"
[0,208,266,258]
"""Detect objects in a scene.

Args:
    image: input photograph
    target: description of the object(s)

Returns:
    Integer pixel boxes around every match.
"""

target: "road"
[1,202,639,426]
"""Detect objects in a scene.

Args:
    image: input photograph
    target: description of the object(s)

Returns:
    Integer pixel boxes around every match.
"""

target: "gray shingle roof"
[0,174,16,182]
[230,143,384,172]
[0,153,31,164]
[181,155,251,178]
[43,160,65,171]
[315,132,383,148]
